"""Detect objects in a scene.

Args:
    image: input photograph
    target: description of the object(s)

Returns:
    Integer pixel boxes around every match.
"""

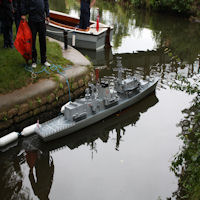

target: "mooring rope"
[49,63,71,102]
[25,63,71,101]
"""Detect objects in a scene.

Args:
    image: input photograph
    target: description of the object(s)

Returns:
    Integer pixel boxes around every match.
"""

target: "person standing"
[0,0,3,34]
[21,0,51,68]
[0,0,14,48]
[13,0,21,31]
[79,0,96,30]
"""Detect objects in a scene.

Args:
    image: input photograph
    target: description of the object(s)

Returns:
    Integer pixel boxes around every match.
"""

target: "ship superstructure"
[35,60,159,142]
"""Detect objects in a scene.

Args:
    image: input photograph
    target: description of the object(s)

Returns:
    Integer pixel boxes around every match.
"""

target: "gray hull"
[35,79,158,142]
[46,24,112,51]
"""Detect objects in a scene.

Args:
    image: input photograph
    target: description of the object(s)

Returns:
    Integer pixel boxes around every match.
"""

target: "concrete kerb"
[47,37,91,66]
[0,79,57,112]
[0,38,93,131]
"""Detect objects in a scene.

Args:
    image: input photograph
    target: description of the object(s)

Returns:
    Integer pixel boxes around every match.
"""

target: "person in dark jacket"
[0,0,3,34]
[79,0,96,29]
[21,0,51,68]
[13,0,21,31]
[0,0,14,48]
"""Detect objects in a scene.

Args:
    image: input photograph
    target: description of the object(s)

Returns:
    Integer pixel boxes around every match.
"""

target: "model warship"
[35,62,159,142]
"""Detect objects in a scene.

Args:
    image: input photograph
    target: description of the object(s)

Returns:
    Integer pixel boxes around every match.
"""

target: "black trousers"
[28,20,47,64]
[79,1,90,29]
[14,13,21,32]
[2,19,13,48]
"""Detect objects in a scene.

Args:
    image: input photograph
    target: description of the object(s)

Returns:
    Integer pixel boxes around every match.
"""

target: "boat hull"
[47,10,113,51]
[35,79,158,142]
[46,24,112,51]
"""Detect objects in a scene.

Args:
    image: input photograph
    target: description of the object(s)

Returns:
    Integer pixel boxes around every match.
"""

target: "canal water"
[0,0,200,200]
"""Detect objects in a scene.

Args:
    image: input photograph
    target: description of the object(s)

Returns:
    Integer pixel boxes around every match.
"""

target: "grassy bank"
[0,29,72,94]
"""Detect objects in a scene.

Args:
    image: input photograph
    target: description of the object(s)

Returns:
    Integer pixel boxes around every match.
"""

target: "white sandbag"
[0,132,19,147]
[21,123,37,137]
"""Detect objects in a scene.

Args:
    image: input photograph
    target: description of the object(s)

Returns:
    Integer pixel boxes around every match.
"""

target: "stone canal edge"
[0,38,94,133]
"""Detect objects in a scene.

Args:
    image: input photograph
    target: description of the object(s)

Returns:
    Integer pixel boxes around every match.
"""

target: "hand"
[21,15,26,20]
[46,17,50,24]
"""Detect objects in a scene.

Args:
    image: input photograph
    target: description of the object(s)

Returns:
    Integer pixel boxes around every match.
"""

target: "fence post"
[63,30,68,49]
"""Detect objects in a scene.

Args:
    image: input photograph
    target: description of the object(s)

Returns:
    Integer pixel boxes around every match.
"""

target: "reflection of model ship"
[35,66,159,142]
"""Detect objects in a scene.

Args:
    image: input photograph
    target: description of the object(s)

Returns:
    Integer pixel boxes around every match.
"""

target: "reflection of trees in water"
[99,49,199,92]
[95,0,135,49]
[98,0,200,65]
[49,0,66,12]
[142,11,200,64]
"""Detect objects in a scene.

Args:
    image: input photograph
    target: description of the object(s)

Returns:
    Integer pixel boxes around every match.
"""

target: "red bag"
[14,20,32,62]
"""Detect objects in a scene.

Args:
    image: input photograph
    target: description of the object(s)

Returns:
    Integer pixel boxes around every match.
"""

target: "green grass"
[0,27,73,94]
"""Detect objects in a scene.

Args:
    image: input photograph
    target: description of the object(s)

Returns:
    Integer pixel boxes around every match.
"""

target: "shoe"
[43,61,51,67]
[32,63,37,68]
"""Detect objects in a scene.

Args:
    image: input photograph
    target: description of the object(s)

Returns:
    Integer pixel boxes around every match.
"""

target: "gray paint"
[35,73,159,141]
[46,24,113,51]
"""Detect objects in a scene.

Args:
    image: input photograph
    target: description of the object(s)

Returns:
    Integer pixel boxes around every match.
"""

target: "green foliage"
[130,0,145,7]
[170,75,200,95]
[49,0,66,12]
[59,82,64,89]
[131,0,198,15]
[2,113,8,121]
[170,74,200,199]
[150,0,193,13]
[36,97,42,104]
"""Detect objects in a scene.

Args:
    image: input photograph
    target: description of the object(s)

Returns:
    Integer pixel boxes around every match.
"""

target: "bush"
[131,0,197,15]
